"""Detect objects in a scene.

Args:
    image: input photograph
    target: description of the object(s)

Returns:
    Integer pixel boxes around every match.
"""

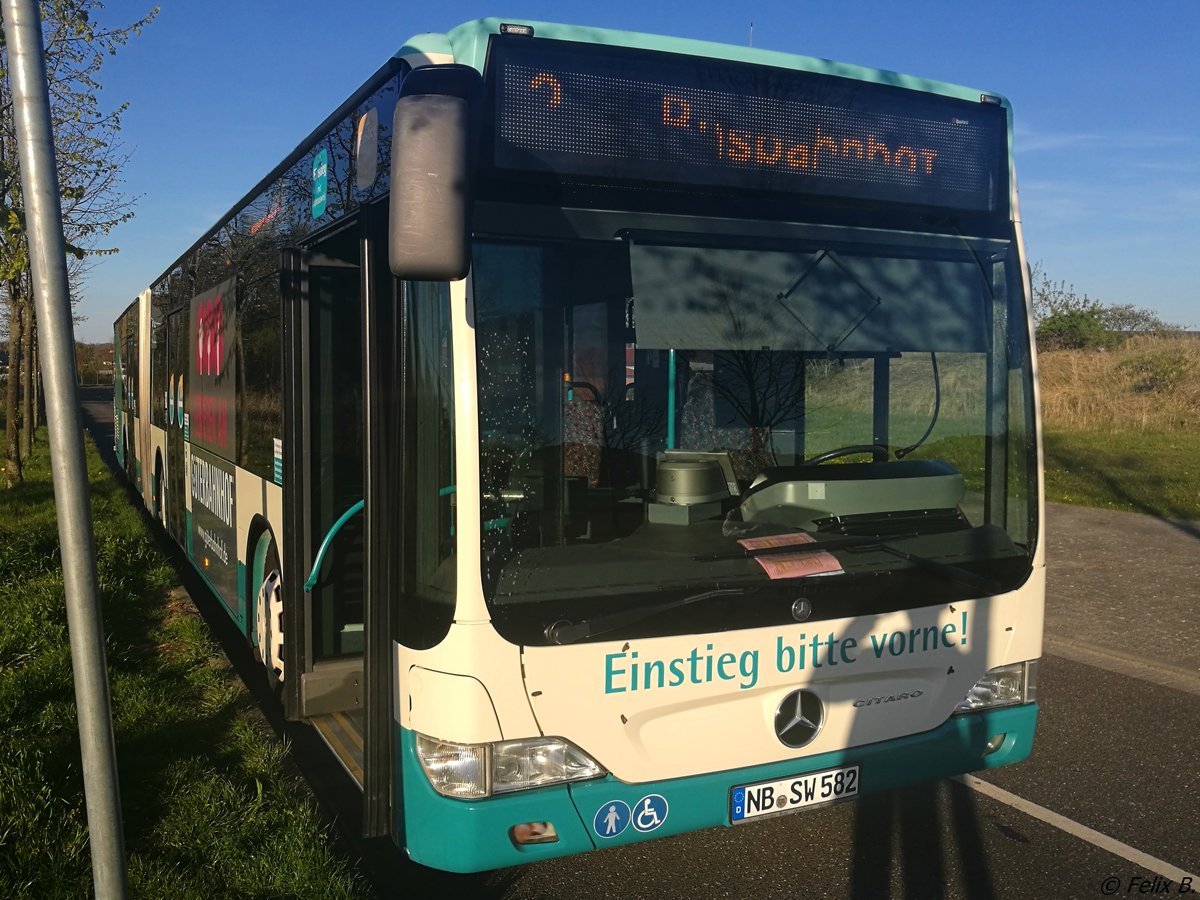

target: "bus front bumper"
[397,701,1037,873]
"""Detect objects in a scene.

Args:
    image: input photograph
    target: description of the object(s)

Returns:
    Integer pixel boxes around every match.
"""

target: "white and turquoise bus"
[115,18,1043,873]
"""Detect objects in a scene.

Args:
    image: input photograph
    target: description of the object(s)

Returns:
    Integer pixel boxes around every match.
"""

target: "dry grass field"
[1038,334,1200,433]
[1037,334,1200,520]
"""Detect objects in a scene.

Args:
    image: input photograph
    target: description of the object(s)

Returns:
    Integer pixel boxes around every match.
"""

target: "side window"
[401,280,456,649]
[150,312,168,427]
[236,272,284,481]
[122,311,138,416]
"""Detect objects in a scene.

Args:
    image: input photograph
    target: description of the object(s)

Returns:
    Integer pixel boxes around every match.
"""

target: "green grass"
[1042,429,1200,521]
[0,431,370,899]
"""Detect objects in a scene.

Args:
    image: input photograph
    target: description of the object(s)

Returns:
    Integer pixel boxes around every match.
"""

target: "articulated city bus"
[115,18,1043,873]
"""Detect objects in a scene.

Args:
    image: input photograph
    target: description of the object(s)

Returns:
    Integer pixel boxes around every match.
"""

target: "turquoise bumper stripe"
[568,703,1037,849]
[397,703,1037,873]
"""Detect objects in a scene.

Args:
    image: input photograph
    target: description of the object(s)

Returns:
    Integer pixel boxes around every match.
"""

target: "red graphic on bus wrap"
[196,295,224,377]
[191,393,228,448]
[189,281,236,454]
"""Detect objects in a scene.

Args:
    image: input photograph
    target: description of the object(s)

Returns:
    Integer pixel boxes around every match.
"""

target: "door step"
[310,709,365,787]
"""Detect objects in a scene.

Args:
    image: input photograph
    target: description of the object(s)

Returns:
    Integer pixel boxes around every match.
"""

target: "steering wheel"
[804,444,891,465]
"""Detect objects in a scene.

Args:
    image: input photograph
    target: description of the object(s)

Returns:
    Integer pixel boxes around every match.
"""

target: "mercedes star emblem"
[774,689,824,748]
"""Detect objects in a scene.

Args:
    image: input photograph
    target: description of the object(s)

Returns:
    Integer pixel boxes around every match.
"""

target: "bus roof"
[137,17,1014,305]
[397,18,1010,110]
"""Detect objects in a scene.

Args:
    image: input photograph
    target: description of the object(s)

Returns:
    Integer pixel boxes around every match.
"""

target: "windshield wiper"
[545,587,752,645]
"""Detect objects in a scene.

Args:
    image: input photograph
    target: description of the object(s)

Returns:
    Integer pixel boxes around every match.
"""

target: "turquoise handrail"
[304,499,365,592]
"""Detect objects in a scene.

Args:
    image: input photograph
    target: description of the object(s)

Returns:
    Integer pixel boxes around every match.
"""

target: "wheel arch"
[153,450,164,521]
[246,516,279,642]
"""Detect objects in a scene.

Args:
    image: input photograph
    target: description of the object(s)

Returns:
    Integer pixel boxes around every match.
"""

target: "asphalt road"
[78,387,1200,899]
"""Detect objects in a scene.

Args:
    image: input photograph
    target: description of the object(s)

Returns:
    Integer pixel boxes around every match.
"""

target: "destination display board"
[489,38,1007,213]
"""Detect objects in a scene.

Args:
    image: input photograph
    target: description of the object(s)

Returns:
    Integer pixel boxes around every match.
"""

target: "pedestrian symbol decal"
[632,794,668,833]
[592,800,630,839]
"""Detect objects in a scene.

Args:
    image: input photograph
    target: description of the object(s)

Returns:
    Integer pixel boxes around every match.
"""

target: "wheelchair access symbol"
[631,794,669,833]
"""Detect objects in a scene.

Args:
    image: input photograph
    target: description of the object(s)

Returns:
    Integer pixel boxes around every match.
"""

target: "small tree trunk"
[5,299,23,486]
[34,340,45,428]
[21,300,34,459]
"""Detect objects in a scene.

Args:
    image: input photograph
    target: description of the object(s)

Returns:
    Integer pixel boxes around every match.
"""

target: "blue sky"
[75,0,1200,341]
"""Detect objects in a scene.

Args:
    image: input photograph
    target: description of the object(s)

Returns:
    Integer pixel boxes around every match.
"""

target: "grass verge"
[0,431,369,899]
[1043,429,1200,521]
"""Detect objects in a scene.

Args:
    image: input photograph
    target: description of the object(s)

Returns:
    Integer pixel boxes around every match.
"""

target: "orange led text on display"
[660,93,938,177]
[530,72,563,108]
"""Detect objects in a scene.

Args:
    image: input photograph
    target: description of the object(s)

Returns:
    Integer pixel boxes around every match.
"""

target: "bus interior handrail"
[304,499,365,592]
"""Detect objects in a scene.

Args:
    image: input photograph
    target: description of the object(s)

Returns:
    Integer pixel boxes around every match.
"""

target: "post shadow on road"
[833,568,1011,900]
[850,782,1000,900]
[850,719,999,900]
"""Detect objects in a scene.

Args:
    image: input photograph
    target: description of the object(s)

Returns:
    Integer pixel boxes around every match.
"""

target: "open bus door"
[281,202,396,837]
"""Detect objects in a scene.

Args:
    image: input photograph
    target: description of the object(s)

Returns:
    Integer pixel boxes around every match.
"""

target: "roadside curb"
[1044,632,1200,698]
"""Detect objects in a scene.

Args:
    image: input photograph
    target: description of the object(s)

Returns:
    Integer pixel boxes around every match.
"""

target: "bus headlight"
[954,660,1038,714]
[492,737,605,794]
[416,734,605,798]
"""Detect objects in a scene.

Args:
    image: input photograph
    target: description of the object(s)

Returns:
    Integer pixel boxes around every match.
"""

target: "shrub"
[1035,309,1118,351]
[1118,347,1196,394]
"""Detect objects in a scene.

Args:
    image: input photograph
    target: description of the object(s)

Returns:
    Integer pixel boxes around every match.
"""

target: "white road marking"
[956,774,1200,885]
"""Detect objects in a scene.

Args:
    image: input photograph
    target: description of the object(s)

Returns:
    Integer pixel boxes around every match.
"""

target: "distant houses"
[76,342,114,385]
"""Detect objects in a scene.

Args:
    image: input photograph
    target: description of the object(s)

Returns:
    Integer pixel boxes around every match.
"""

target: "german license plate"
[731,764,860,822]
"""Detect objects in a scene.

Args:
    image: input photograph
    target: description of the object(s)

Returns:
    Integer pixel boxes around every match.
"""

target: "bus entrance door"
[282,221,367,782]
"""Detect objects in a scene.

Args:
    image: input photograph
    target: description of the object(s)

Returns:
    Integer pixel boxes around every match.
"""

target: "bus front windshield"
[472,223,1036,646]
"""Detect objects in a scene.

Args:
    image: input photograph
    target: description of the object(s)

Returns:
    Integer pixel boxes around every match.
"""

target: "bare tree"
[0,0,156,482]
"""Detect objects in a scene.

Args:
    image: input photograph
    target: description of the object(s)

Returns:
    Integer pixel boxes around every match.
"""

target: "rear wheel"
[254,536,285,689]
[153,456,165,525]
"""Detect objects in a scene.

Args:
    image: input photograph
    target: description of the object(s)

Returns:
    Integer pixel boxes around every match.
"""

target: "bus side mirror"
[389,65,483,281]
